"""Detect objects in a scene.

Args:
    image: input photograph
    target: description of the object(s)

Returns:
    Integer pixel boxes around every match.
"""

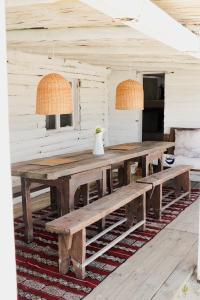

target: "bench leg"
[137,194,146,230]
[175,171,191,199]
[70,229,86,279]
[126,194,146,231]
[58,234,72,274]
[152,185,162,219]
[96,179,106,231]
[146,190,152,213]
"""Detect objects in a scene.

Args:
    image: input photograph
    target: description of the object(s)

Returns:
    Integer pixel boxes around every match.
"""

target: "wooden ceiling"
[6,0,200,69]
[6,0,122,30]
[152,0,200,33]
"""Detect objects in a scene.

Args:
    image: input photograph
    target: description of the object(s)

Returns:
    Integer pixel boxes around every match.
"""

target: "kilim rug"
[15,188,200,300]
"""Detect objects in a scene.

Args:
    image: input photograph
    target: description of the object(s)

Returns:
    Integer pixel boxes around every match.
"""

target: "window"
[45,79,80,132]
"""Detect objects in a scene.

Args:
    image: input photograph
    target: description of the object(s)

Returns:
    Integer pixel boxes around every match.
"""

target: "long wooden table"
[12,141,174,242]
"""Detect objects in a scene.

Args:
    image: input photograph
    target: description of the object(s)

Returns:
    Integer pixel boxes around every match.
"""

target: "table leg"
[101,168,108,229]
[141,155,148,177]
[21,177,33,243]
[59,177,76,215]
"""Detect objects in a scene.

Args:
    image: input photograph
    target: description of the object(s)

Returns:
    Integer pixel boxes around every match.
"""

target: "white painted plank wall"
[108,68,200,143]
[164,70,200,133]
[8,50,110,192]
[8,50,109,163]
[107,70,143,145]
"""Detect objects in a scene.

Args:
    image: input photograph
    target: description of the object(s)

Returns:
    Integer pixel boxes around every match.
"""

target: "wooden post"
[0,0,17,296]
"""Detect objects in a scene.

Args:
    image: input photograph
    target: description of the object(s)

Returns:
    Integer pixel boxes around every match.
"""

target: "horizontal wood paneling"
[8,50,109,193]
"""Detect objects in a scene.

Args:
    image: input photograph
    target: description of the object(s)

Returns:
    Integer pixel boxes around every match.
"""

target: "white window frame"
[45,78,80,135]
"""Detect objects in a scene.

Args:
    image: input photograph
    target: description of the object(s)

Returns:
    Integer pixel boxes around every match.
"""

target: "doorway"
[142,73,165,141]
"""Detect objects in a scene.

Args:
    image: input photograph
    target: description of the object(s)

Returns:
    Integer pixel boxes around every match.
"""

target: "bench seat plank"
[46,182,151,235]
[137,165,192,186]
[137,165,191,220]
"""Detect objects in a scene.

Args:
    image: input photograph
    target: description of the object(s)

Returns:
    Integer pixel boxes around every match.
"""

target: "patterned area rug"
[15,188,200,300]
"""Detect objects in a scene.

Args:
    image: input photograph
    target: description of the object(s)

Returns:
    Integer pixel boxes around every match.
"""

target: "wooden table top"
[11,141,175,180]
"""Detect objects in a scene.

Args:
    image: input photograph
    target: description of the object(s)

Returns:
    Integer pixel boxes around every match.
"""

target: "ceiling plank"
[80,0,200,55]
[7,26,148,43]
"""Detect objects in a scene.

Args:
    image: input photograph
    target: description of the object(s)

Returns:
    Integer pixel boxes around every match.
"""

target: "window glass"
[60,114,73,127]
[46,115,56,130]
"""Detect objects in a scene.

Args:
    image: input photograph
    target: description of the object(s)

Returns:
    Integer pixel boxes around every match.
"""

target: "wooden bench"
[46,182,151,279]
[136,165,192,219]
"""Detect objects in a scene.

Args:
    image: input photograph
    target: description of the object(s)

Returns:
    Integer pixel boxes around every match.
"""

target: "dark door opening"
[142,73,165,141]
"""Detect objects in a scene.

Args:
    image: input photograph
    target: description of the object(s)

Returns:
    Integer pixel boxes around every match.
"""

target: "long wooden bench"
[46,182,151,279]
[136,165,192,219]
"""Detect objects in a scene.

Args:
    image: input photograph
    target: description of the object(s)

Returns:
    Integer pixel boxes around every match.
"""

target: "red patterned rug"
[15,188,200,300]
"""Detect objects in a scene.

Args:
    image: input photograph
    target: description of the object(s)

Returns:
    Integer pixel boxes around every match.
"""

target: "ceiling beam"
[80,0,200,56]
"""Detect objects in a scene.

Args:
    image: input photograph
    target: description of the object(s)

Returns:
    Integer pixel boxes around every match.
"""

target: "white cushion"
[174,129,200,158]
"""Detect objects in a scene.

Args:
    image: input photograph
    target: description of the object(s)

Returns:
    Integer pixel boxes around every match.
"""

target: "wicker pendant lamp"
[36,73,73,115]
[115,79,144,110]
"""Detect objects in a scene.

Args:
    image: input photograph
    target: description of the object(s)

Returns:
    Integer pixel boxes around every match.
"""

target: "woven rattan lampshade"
[115,80,144,110]
[36,73,73,115]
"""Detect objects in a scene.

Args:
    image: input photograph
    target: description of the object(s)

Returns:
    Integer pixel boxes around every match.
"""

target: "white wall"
[8,50,200,193]
[8,50,110,165]
[107,70,143,145]
[164,70,200,133]
[108,68,200,143]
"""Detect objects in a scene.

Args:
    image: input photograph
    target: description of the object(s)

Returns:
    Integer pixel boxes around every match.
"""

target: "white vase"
[93,132,104,155]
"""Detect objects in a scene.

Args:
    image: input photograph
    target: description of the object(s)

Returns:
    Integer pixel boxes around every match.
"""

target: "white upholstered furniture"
[164,128,200,181]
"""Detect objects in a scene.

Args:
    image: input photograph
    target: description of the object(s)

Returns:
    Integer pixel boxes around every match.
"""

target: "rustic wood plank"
[30,153,92,166]
[84,228,197,300]
[11,142,175,180]
[137,165,192,186]
[152,243,197,300]
[46,182,151,235]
